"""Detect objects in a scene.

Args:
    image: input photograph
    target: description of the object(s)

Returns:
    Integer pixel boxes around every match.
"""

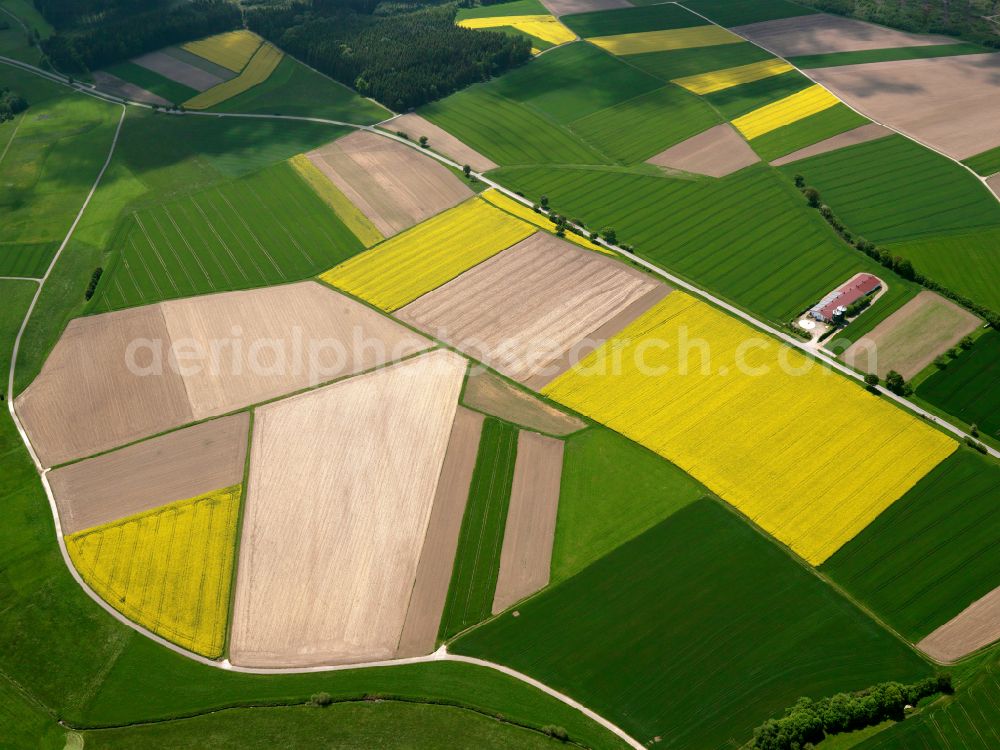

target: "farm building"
[808,273,881,323]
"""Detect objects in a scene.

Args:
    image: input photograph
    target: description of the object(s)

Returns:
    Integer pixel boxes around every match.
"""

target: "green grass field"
[439,418,519,640]
[0,240,56,277]
[453,500,932,749]
[917,331,1000,438]
[751,103,870,162]
[963,145,1000,176]
[81,701,574,748]
[567,84,720,163]
[494,164,878,322]
[211,56,390,122]
[885,227,1000,312]
[684,0,818,26]
[561,3,704,38]
[90,160,365,311]
[421,85,609,166]
[0,0,50,64]
[822,450,1000,641]
[0,279,35,398]
[704,69,813,120]
[456,0,548,19]
[789,42,988,69]
[102,61,198,104]
[626,42,775,80]
[856,654,1000,749]
[552,427,705,582]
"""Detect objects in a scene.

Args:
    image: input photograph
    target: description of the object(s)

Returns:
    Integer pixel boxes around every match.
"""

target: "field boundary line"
[671,1,1000,205]
[0,111,24,166]
[0,276,41,282]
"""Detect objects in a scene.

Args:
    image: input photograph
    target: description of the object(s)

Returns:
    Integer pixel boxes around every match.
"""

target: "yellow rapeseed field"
[542,292,956,564]
[182,30,262,73]
[458,15,577,46]
[672,58,794,95]
[479,189,613,255]
[732,84,840,140]
[185,42,283,110]
[588,25,741,55]
[290,154,384,247]
[66,486,242,658]
[320,197,535,311]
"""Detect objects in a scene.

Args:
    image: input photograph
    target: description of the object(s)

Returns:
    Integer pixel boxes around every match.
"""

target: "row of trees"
[39,0,241,72]
[0,88,28,123]
[753,675,953,750]
[245,2,531,111]
[801,0,1000,48]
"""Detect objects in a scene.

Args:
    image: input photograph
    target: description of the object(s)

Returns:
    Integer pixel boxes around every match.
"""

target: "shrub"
[308,692,333,707]
[542,725,570,742]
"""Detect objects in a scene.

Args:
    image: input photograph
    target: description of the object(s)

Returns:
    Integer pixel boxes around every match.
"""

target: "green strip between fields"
[789,43,988,69]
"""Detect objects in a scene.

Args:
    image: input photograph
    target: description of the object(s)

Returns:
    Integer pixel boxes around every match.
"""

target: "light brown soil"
[131,50,226,92]
[229,350,468,667]
[770,123,891,166]
[732,14,955,56]
[397,233,660,386]
[918,585,1000,662]
[161,282,431,420]
[15,305,194,468]
[540,0,629,15]
[809,53,1000,160]
[307,131,472,237]
[48,413,249,535]
[492,432,564,614]
[396,406,484,658]
[92,72,169,106]
[987,174,1000,198]
[842,291,981,378]
[647,124,759,177]
[531,284,671,390]
[463,369,585,436]
[381,114,498,173]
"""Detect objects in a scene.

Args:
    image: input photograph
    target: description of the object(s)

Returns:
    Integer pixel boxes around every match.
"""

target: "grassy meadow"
[453,500,932,749]
[823,450,1000,641]
[439,418,518,640]
[102,61,198,104]
[790,43,988,69]
[916,330,1000,437]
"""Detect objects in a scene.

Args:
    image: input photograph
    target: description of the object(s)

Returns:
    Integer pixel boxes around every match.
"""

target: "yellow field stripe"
[66,486,241,658]
[542,292,955,565]
[289,154,384,248]
[479,189,614,255]
[182,30,262,73]
[672,58,794,95]
[320,197,535,311]
[589,25,741,55]
[733,84,840,140]
[184,42,283,110]
[458,15,577,46]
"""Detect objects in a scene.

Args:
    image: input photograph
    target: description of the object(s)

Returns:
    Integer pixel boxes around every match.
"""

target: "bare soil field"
[161,282,430,420]
[918,585,1000,662]
[842,291,981,378]
[49,413,249,535]
[647,124,759,177]
[397,233,660,387]
[15,305,193,468]
[92,72,169,106]
[397,406,484,658]
[463,369,585,436]
[381,114,498,173]
[770,122,890,165]
[229,350,468,667]
[132,50,227,91]
[541,0,630,16]
[307,131,472,237]
[732,14,955,57]
[809,53,1000,160]
[988,174,1000,198]
[492,431,564,614]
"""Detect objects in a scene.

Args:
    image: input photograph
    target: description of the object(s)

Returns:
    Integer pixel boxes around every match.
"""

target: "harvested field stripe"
[289,154,384,247]
[732,84,840,140]
[588,26,742,55]
[320,197,534,311]
[438,418,519,640]
[672,58,793,94]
